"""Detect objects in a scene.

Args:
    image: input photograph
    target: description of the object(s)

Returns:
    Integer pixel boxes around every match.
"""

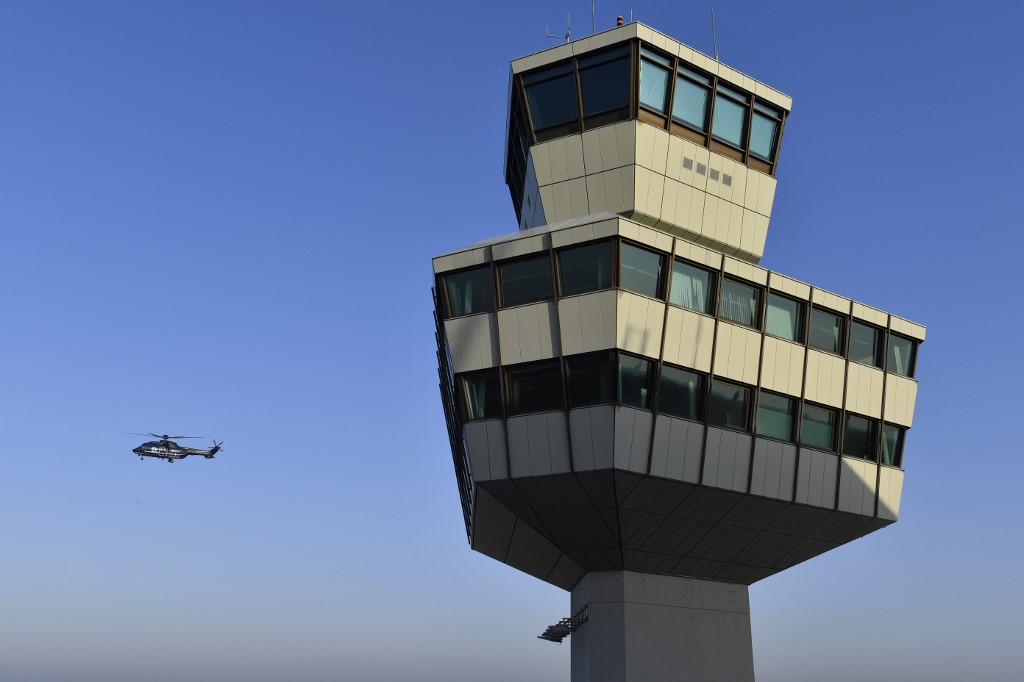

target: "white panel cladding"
[464,420,508,482]
[492,233,547,261]
[618,219,674,253]
[702,427,752,492]
[650,415,704,483]
[810,288,852,315]
[851,302,888,327]
[444,314,499,373]
[846,363,884,419]
[877,467,905,521]
[497,301,560,365]
[768,272,811,300]
[759,337,805,397]
[558,290,617,355]
[713,321,762,385]
[433,246,489,274]
[613,407,654,473]
[569,406,615,471]
[794,448,838,509]
[890,316,926,342]
[803,349,845,408]
[662,307,714,372]
[749,439,796,501]
[837,456,878,516]
[616,290,665,359]
[884,374,918,427]
[506,412,571,478]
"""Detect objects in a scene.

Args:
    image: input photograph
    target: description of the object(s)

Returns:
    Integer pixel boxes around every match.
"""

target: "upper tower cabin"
[505,22,791,264]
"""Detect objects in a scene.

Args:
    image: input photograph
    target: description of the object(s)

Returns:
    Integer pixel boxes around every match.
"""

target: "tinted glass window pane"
[620,243,665,299]
[461,370,502,421]
[708,381,749,430]
[766,293,804,342]
[508,362,564,414]
[881,423,905,467]
[640,59,671,113]
[809,309,842,353]
[673,78,709,130]
[618,355,654,409]
[558,241,613,296]
[887,334,916,377]
[580,57,630,116]
[445,266,493,317]
[719,279,759,327]
[567,353,613,407]
[711,94,747,147]
[500,255,553,307]
[843,414,877,460]
[750,112,778,160]
[670,260,714,313]
[526,74,578,130]
[801,404,836,451]
[756,392,796,442]
[850,321,883,367]
[658,365,703,420]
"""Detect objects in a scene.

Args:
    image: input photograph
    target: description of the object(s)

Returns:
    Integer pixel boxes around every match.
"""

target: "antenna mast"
[711,5,719,60]
[546,13,571,43]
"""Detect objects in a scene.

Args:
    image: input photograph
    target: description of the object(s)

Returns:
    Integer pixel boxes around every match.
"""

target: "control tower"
[432,22,924,682]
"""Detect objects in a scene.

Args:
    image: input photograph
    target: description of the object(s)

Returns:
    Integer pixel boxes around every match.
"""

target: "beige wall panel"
[699,194,725,250]
[713,321,761,385]
[675,241,722,270]
[749,439,796,501]
[890,316,926,341]
[755,173,777,216]
[803,349,845,408]
[742,167,760,212]
[650,415,704,483]
[726,201,746,257]
[678,142,710,192]
[617,291,665,359]
[497,301,560,365]
[582,128,603,174]
[723,257,769,286]
[531,143,552,186]
[877,467,905,521]
[558,290,617,356]
[635,121,657,171]
[432,254,456,274]
[538,184,556,222]
[548,182,572,222]
[769,272,811,300]
[665,135,684,181]
[594,218,619,239]
[884,375,918,427]
[618,165,636,214]
[633,166,652,217]
[547,137,569,183]
[658,177,680,231]
[445,314,499,373]
[598,124,623,170]
[751,212,769,262]
[565,135,585,179]
[662,307,715,372]
[705,152,725,200]
[567,177,589,217]
[760,337,805,397]
[728,162,748,207]
[452,247,488,269]
[617,120,637,163]
[675,183,706,241]
[794,448,838,509]
[569,406,615,471]
[852,302,888,327]
[588,170,618,215]
[507,413,571,478]
[810,289,851,315]
[837,457,878,516]
[645,172,666,226]
[551,222,596,249]
[846,363,885,418]
[614,407,654,474]
[491,234,545,261]
[702,427,752,493]
[465,420,508,482]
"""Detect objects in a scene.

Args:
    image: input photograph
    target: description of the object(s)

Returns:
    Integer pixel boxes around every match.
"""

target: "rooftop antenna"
[592,1,596,34]
[546,13,571,43]
[711,5,720,60]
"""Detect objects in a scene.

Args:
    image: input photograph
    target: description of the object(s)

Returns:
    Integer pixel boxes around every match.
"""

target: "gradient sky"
[1,1,1022,681]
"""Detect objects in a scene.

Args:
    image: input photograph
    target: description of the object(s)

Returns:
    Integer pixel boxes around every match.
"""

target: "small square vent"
[709,169,721,182]
[696,163,707,176]
[682,157,694,170]
[723,174,733,186]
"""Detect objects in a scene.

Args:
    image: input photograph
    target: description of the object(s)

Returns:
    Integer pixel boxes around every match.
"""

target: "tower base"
[571,571,754,682]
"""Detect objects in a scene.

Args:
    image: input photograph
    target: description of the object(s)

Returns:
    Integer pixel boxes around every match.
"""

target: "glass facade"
[887,334,916,377]
[766,293,804,342]
[850,321,883,367]
[557,240,613,296]
[709,380,749,430]
[508,361,564,414]
[669,260,714,313]
[800,404,836,451]
[711,85,748,147]
[499,254,553,307]
[657,365,703,420]
[881,423,905,467]
[578,46,631,117]
[809,309,843,354]
[567,353,613,407]
[755,391,796,442]
[444,265,494,317]
[720,278,759,327]
[524,63,578,131]
[461,370,502,421]
[620,242,665,299]
[843,413,877,460]
[639,49,671,114]
[673,69,710,130]
[618,354,654,409]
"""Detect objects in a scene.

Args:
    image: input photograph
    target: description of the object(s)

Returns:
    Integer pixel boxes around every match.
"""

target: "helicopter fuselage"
[133,440,220,462]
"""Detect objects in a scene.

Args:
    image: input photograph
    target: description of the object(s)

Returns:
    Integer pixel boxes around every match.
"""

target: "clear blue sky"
[1,1,1021,681]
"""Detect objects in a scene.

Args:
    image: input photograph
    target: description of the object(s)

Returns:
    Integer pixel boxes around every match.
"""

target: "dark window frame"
[754,389,798,443]
[458,368,504,422]
[439,264,495,319]
[505,358,566,416]
[848,320,885,369]
[496,252,556,309]
[619,239,668,301]
[799,402,838,452]
[668,257,717,315]
[808,306,847,357]
[655,362,706,422]
[841,412,879,462]
[707,378,752,432]
[718,276,763,330]
[765,291,806,343]
[886,332,917,378]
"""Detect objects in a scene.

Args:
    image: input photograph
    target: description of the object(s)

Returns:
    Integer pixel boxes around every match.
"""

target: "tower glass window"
[755,391,796,442]
[881,423,906,467]
[620,242,665,299]
[809,308,843,354]
[887,333,917,377]
[850,321,883,367]
[524,62,578,134]
[800,403,837,451]
[460,369,502,421]
[499,254,553,307]
[657,365,704,420]
[711,84,748,148]
[618,354,655,409]
[578,45,631,118]
[766,292,805,342]
[719,278,760,328]
[750,102,782,161]
[567,352,614,407]
[443,265,494,317]
[670,259,715,314]
[508,361,564,414]
[639,49,672,114]
[673,67,711,131]
[557,240,613,296]
[843,413,878,461]
[708,380,750,430]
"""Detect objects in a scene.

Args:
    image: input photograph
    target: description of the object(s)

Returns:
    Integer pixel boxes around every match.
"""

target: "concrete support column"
[570,571,754,682]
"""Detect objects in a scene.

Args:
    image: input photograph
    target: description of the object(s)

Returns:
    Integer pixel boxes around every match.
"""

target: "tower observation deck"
[433,22,924,681]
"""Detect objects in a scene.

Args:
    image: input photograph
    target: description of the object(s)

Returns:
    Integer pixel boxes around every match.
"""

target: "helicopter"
[130,433,223,463]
